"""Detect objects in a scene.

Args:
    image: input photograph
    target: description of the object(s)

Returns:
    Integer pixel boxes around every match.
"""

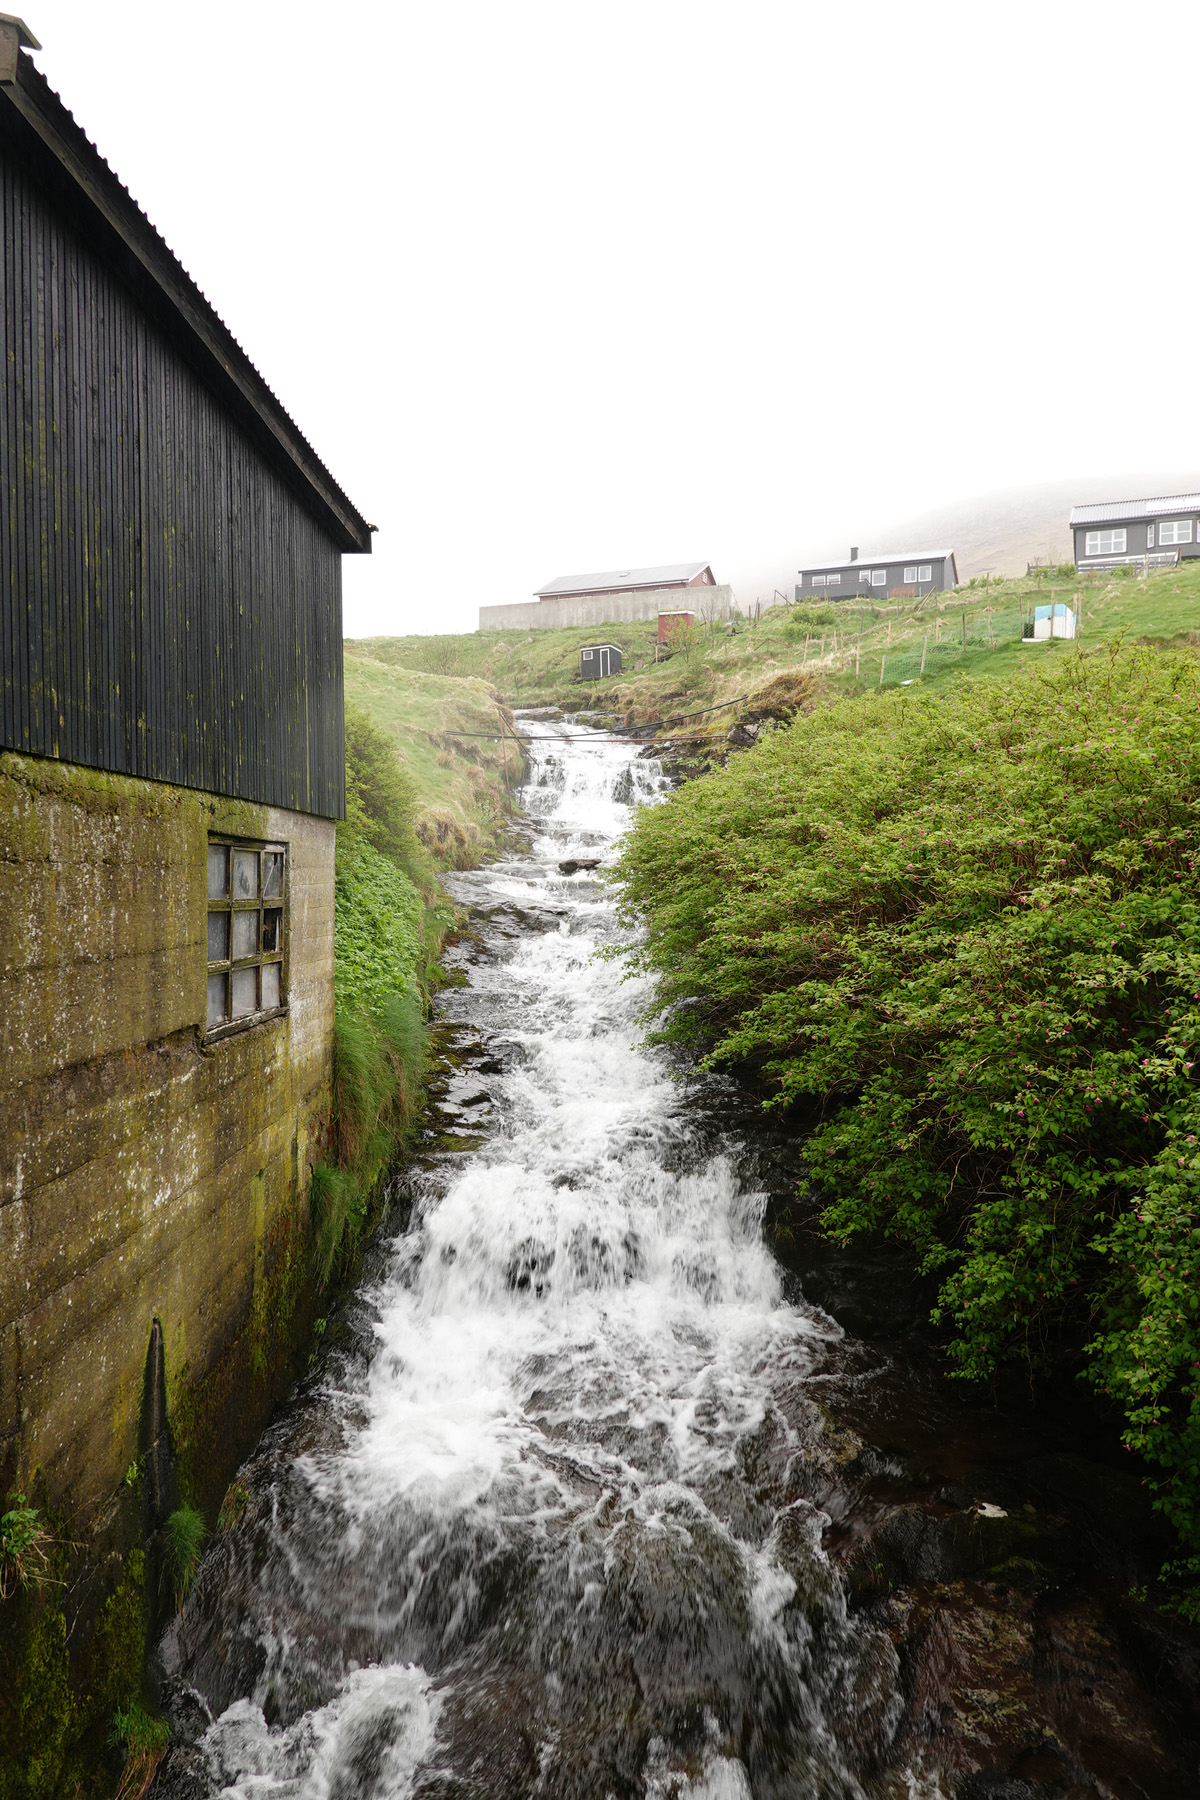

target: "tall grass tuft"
[162,1505,206,1610]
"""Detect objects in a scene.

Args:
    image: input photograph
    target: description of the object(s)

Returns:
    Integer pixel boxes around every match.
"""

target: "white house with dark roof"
[797,547,957,601]
[1070,493,1200,573]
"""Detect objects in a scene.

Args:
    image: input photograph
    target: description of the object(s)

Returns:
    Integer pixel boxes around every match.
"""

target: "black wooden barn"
[0,25,372,818]
[580,643,622,680]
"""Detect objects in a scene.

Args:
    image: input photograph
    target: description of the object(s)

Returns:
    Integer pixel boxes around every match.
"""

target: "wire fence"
[860,606,1077,687]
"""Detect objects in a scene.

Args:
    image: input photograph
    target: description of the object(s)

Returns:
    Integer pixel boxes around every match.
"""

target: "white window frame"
[827,572,841,585]
[812,574,826,587]
[1158,519,1193,545]
[871,570,886,586]
[903,565,918,582]
[918,564,932,582]
[1084,528,1127,556]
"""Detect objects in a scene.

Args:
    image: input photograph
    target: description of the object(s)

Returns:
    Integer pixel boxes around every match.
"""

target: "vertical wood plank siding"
[0,145,345,818]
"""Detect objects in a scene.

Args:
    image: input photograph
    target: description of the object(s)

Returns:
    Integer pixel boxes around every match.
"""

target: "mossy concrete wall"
[0,750,335,1533]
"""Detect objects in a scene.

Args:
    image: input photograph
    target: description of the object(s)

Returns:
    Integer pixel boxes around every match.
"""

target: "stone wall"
[0,752,335,1532]
[478,584,734,633]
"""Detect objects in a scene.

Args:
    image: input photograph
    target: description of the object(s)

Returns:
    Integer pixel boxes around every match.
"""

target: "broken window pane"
[261,962,281,1010]
[207,972,228,1028]
[207,845,229,899]
[233,850,259,899]
[262,909,282,953]
[263,852,284,898]
[207,912,230,962]
[232,910,259,961]
[231,966,257,1018]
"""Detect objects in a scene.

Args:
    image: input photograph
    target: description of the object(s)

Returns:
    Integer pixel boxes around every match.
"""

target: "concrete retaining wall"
[0,752,335,1530]
[479,584,734,633]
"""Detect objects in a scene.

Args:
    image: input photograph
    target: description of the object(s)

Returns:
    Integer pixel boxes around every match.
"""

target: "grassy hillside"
[342,650,523,867]
[349,557,1200,759]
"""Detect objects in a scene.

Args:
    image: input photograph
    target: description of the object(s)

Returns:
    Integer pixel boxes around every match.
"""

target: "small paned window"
[206,838,286,1033]
[1084,528,1127,556]
[871,570,886,586]
[904,565,918,582]
[1158,519,1193,544]
[918,564,932,582]
[827,572,841,585]
[812,574,826,587]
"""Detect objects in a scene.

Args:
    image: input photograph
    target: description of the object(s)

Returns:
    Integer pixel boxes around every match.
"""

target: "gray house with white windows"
[796,547,957,601]
[1070,492,1200,573]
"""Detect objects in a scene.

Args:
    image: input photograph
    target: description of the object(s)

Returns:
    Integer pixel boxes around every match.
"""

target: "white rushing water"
[169,722,903,1800]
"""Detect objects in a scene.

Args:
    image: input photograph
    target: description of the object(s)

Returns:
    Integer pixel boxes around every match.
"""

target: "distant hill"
[873,473,1200,580]
[739,472,1200,601]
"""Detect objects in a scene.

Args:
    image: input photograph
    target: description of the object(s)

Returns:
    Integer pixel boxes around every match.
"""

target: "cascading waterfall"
[158,721,916,1800]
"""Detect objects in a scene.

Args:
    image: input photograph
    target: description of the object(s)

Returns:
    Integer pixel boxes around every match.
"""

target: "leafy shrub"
[334,838,424,1018]
[785,604,839,630]
[161,1506,206,1610]
[343,704,428,887]
[613,645,1200,1587]
[0,1495,51,1599]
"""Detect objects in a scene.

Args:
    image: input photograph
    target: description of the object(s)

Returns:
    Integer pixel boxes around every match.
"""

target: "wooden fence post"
[920,635,927,675]
[879,655,886,688]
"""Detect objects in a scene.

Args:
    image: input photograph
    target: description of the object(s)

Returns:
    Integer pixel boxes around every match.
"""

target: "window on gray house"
[1158,520,1193,545]
[904,566,918,582]
[871,570,886,586]
[206,838,287,1033]
[1084,528,1126,556]
[812,574,826,586]
[827,572,841,585]
[918,564,932,582]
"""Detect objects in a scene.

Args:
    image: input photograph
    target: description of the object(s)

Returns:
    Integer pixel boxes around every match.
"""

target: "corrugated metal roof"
[0,50,371,552]
[799,550,955,572]
[1069,494,1200,525]
[536,561,713,598]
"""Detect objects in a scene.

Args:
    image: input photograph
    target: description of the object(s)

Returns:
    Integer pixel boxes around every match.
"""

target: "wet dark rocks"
[557,856,602,874]
[505,1238,556,1295]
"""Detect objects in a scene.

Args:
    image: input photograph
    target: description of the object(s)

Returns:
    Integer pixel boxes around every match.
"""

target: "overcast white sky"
[29,1,1200,634]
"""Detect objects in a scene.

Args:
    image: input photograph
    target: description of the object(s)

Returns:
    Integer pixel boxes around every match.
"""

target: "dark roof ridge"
[0,48,372,553]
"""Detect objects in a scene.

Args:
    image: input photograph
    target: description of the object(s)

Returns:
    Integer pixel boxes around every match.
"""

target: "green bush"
[334,837,424,1018]
[613,645,1200,1592]
[785,604,840,631]
[0,1496,50,1600]
[343,703,429,889]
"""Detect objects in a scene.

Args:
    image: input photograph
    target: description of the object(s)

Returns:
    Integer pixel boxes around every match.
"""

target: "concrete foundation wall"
[479,584,734,632]
[0,752,335,1529]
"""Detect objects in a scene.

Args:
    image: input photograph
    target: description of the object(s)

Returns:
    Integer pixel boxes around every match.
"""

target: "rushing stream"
[156,722,1200,1800]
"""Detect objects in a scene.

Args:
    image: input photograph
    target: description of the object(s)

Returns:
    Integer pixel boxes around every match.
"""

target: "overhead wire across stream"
[436,693,754,746]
